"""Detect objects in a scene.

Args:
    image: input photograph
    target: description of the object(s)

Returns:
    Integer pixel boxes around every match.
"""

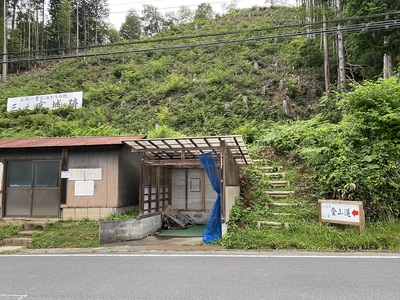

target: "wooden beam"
[143,159,202,167]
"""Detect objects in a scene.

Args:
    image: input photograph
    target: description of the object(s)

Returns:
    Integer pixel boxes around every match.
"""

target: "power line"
[3,10,399,57]
[3,19,399,64]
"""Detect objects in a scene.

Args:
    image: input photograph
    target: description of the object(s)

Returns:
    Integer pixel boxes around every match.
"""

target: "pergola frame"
[124,136,252,218]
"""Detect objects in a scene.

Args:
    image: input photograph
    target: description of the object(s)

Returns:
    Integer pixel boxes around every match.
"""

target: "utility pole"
[76,0,79,54]
[2,0,7,82]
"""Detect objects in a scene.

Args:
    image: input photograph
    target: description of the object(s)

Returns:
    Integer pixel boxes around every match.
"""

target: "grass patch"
[223,157,400,251]
[103,208,139,221]
[0,224,22,243]
[220,220,400,251]
[29,220,100,249]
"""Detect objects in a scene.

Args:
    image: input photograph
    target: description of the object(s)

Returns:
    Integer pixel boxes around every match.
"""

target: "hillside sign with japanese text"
[318,199,365,232]
[7,91,83,112]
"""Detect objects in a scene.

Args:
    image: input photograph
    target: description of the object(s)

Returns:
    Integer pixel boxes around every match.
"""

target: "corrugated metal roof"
[0,136,145,149]
[124,135,252,166]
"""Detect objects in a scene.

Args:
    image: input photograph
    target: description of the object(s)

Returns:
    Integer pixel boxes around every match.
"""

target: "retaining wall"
[99,214,162,244]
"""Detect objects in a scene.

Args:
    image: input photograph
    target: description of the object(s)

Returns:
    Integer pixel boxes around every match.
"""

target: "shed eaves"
[0,136,145,149]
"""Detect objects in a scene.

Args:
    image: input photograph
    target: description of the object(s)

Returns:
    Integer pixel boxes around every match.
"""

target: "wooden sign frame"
[318,199,365,232]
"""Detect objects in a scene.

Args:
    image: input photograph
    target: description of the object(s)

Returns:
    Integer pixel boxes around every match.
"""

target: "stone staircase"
[0,219,54,248]
[255,160,299,229]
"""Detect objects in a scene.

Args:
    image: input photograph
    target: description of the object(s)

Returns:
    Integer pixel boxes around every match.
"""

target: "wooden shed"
[124,136,252,233]
[0,136,144,220]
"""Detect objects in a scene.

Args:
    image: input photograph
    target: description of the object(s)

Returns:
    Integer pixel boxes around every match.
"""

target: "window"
[7,161,32,188]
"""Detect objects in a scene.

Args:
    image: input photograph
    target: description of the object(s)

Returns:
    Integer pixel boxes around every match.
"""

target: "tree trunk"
[383,15,394,78]
[336,0,345,92]
[2,0,7,82]
[323,14,330,94]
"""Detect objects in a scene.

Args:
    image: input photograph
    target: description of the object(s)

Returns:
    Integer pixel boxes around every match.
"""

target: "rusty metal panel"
[32,188,60,217]
[4,189,31,217]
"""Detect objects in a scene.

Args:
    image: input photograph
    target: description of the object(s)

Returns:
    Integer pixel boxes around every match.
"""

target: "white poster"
[7,91,83,112]
[75,181,94,196]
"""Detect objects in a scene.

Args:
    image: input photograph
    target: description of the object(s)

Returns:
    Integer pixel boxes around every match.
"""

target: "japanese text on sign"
[318,199,365,232]
[7,91,83,112]
[320,202,360,223]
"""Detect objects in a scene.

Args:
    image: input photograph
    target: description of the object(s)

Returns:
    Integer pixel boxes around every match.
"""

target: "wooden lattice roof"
[124,135,252,166]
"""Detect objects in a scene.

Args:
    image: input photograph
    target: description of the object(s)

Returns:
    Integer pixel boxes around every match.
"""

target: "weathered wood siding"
[66,146,119,208]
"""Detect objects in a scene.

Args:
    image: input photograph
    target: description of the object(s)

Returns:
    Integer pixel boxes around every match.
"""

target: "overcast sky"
[108,0,295,30]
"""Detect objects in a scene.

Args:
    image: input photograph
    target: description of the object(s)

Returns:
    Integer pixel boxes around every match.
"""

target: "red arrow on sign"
[352,209,359,217]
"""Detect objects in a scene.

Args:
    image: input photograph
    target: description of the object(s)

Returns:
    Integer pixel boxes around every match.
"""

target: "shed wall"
[66,146,119,208]
[170,168,216,211]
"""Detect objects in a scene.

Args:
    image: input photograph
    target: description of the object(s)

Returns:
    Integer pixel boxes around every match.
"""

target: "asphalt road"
[1,252,399,300]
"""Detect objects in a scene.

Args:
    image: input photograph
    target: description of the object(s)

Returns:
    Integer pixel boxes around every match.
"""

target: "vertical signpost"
[318,199,365,232]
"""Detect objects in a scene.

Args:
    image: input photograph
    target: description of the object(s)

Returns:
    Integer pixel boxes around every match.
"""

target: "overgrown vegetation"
[0,6,321,138]
[262,78,400,220]
[29,220,100,249]
[221,155,400,251]
[0,224,22,243]
[104,208,139,221]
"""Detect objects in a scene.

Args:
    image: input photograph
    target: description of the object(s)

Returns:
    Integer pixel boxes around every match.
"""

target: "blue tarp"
[199,151,221,243]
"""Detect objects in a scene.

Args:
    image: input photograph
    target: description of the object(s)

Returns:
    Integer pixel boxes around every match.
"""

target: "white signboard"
[0,162,3,191]
[7,91,83,112]
[75,181,94,196]
[69,169,85,181]
[85,168,102,181]
[318,199,365,232]
[68,168,102,181]
[61,171,70,179]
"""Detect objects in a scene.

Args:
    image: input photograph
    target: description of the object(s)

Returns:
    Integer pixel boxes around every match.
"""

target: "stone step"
[262,172,287,178]
[265,190,295,198]
[260,166,284,172]
[269,212,293,216]
[270,202,298,207]
[18,230,34,237]
[253,159,265,163]
[2,237,32,247]
[257,221,289,229]
[24,219,57,230]
[268,180,290,187]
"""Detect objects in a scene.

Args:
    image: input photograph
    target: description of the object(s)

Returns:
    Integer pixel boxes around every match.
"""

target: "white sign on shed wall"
[7,91,83,112]
[75,181,95,196]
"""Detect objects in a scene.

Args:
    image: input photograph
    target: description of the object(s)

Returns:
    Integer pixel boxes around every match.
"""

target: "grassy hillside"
[0,6,324,139]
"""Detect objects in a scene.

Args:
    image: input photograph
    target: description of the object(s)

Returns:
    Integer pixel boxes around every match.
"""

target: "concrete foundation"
[62,206,137,220]
[99,214,162,244]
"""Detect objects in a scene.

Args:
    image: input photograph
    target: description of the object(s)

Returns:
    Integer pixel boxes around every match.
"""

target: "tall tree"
[194,2,214,23]
[120,9,141,40]
[336,0,345,91]
[344,0,400,79]
[57,0,73,49]
[1,0,7,82]
[141,4,165,36]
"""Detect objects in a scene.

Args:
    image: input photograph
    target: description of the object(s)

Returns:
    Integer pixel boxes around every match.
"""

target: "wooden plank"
[318,199,365,232]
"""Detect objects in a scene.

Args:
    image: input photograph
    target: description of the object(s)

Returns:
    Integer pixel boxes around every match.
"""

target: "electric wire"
[3,10,399,57]
[2,18,399,64]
